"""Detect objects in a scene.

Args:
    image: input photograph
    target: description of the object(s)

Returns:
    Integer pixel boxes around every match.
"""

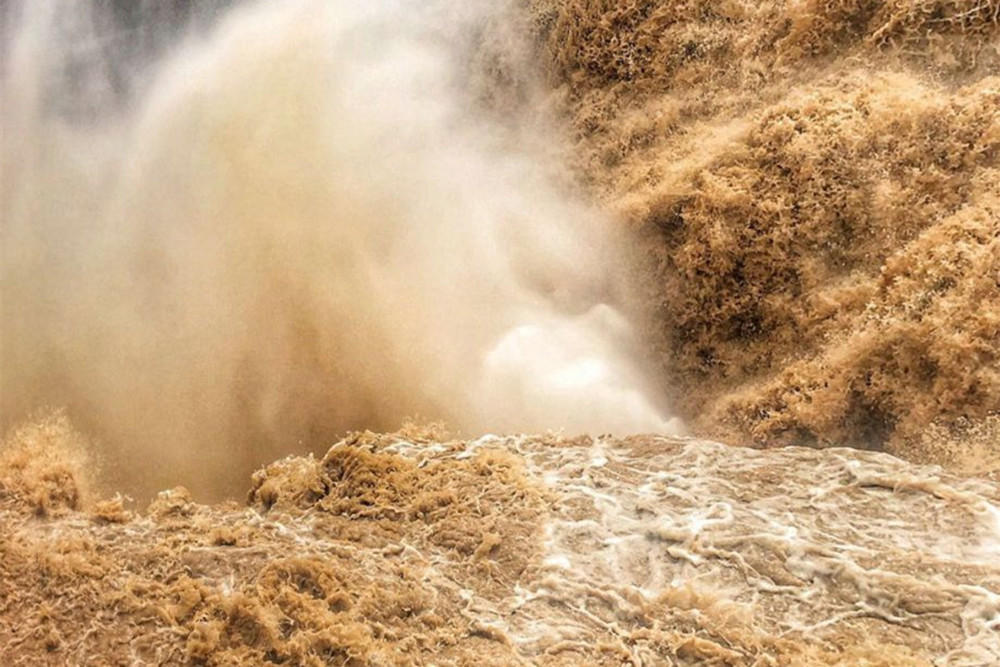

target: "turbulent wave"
[2,420,999,664]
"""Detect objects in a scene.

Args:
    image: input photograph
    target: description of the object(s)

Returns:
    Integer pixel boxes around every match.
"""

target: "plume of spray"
[0,0,682,499]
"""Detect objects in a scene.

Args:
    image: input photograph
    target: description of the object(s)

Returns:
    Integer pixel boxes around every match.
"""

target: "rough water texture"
[3,2,1000,664]
[2,419,999,665]
[524,0,1000,468]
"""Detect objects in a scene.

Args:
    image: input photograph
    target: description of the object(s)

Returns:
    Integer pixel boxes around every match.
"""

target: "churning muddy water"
[2,1,999,665]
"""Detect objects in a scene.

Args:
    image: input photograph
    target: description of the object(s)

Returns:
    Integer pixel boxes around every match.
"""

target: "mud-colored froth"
[3,422,998,665]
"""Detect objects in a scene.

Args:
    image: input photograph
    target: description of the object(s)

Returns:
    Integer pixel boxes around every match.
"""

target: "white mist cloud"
[1,0,681,499]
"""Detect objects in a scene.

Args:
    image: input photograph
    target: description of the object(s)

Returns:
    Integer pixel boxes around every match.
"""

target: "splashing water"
[388,434,1000,664]
[0,0,681,499]
[4,427,996,664]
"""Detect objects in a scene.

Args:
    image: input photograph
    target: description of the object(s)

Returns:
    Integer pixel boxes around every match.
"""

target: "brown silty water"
[1,421,998,664]
[1,1,999,665]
